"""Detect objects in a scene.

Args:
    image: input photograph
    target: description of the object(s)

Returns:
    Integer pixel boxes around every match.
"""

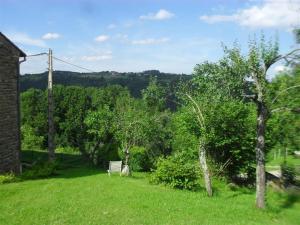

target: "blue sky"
[1,0,299,75]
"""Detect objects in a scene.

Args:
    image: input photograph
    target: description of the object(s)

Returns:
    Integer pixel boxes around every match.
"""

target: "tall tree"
[179,45,250,196]
[247,36,300,208]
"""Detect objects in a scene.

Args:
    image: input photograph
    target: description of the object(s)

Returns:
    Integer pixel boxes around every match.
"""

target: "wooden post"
[48,49,55,161]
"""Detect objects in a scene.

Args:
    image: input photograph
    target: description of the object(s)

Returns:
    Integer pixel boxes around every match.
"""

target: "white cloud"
[94,35,110,42]
[140,9,174,20]
[7,32,46,47]
[107,24,116,29]
[132,37,170,45]
[42,32,61,40]
[200,0,300,29]
[274,65,289,73]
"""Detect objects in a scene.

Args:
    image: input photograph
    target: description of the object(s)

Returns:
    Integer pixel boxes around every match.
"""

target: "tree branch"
[271,107,300,114]
[276,49,300,64]
[185,93,205,128]
[242,94,257,101]
[271,84,300,104]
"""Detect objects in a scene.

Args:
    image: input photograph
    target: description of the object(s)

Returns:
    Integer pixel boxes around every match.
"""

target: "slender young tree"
[185,94,212,196]
[114,97,146,176]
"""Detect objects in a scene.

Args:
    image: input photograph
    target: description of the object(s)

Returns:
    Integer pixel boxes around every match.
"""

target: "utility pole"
[48,49,55,161]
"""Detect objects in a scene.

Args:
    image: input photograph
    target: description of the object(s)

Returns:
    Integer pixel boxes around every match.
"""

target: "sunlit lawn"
[1,161,299,225]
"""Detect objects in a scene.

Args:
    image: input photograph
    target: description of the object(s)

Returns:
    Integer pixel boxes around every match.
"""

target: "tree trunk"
[199,140,212,197]
[255,99,267,208]
[122,147,130,176]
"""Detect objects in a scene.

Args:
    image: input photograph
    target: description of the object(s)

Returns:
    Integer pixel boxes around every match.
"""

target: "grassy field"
[267,155,300,167]
[0,152,300,225]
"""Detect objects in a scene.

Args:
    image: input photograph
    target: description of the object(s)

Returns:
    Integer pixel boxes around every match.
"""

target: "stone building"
[0,32,26,174]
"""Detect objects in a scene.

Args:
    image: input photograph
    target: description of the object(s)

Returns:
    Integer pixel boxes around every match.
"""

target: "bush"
[21,161,59,179]
[281,162,296,187]
[150,153,200,190]
[21,125,44,150]
[0,173,20,184]
[118,146,149,172]
[129,146,148,172]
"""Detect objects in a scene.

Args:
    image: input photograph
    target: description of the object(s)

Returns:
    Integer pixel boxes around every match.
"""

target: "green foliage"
[55,146,79,154]
[85,105,113,138]
[268,69,300,152]
[53,85,92,149]
[20,88,47,148]
[0,173,20,184]
[142,111,173,169]
[129,146,148,171]
[281,162,296,187]
[20,70,188,102]
[142,76,167,111]
[21,161,59,180]
[150,153,200,190]
[118,146,148,171]
[84,105,115,165]
[205,101,257,178]
[21,124,45,150]
[19,56,299,184]
[171,108,201,160]
[176,45,258,180]
[0,161,59,184]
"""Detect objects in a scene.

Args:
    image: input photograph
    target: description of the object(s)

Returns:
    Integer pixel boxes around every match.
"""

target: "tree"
[142,76,166,112]
[268,70,300,155]
[84,105,114,164]
[53,86,92,151]
[247,36,300,208]
[178,45,252,196]
[21,88,47,149]
[113,96,146,175]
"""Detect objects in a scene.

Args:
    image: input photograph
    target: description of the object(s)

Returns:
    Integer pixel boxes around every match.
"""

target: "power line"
[26,52,47,57]
[23,52,97,73]
[52,56,96,73]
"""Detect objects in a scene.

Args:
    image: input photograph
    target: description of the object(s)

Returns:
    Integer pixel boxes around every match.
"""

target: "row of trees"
[21,79,172,171]
[21,37,299,208]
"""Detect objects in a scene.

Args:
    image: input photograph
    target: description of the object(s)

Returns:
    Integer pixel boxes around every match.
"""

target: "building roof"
[0,32,26,57]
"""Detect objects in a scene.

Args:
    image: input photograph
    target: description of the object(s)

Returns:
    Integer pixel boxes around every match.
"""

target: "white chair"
[107,161,122,176]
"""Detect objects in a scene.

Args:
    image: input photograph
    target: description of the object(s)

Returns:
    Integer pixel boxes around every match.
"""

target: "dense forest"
[20,70,190,98]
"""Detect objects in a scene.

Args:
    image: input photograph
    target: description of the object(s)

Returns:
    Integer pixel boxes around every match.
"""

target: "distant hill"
[20,70,191,98]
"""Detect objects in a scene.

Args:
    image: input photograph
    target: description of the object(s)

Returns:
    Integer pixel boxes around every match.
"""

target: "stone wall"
[0,35,21,174]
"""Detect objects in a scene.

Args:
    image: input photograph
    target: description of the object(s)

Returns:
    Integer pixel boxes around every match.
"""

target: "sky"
[1,0,300,75]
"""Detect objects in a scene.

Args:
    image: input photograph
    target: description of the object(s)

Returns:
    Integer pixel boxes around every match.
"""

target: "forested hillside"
[20,70,190,98]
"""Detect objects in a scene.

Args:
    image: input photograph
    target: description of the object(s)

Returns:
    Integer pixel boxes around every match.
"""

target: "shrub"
[150,153,200,190]
[21,161,59,180]
[0,173,20,184]
[129,146,148,172]
[281,162,296,187]
[118,146,149,172]
[21,125,44,150]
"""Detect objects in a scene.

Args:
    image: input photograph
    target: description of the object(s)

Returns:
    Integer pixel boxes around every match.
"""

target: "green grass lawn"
[0,166,299,225]
[267,155,300,167]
